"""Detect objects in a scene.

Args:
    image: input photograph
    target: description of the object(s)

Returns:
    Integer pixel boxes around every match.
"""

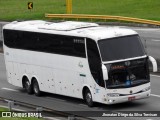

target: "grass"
[0,0,65,21]
[0,0,160,21]
[0,107,8,111]
[0,107,43,120]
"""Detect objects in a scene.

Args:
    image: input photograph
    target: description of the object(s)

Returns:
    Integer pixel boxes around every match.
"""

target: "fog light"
[108,99,113,103]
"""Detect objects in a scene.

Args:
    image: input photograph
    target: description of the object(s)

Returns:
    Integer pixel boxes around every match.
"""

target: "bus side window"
[73,38,86,58]
[3,29,17,48]
[86,39,104,87]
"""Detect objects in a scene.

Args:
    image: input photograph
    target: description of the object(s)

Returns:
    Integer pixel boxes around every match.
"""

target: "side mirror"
[149,56,158,72]
[102,64,108,81]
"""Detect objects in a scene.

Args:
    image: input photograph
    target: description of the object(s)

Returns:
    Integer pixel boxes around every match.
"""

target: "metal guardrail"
[0,96,92,120]
[45,14,160,26]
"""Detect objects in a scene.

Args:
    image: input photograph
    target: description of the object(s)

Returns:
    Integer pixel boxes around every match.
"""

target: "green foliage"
[0,107,8,111]
[0,0,160,21]
[0,0,66,21]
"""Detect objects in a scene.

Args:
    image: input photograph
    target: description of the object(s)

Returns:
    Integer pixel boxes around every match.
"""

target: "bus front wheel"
[85,89,94,107]
[33,80,41,96]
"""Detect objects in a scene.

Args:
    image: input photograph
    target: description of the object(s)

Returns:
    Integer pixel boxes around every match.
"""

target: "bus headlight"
[142,86,151,92]
[107,93,120,97]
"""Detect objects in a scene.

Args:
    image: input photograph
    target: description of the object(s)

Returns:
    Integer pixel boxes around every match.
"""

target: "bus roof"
[3,20,138,41]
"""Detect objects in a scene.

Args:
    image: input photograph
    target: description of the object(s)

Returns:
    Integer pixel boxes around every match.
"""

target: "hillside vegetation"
[0,0,159,21]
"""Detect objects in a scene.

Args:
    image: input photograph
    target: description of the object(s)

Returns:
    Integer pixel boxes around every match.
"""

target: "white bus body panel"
[3,21,151,105]
[4,46,93,99]
[4,40,151,105]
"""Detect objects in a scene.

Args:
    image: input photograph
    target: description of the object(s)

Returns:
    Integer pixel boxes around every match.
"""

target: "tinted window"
[3,30,17,48]
[87,39,104,87]
[98,35,145,61]
[3,29,86,58]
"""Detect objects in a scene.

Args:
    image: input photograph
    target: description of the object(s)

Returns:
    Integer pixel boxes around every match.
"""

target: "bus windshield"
[105,58,150,89]
[98,35,145,62]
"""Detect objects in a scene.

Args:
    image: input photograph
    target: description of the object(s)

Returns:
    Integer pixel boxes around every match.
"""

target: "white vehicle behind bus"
[2,20,157,106]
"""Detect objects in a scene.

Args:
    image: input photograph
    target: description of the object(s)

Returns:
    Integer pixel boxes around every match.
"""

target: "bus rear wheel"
[33,80,41,96]
[84,89,94,107]
[24,79,33,94]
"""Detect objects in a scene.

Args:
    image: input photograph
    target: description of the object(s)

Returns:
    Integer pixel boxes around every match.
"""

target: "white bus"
[3,20,157,106]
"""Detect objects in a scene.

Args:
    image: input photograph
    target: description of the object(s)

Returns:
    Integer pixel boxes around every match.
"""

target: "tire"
[84,89,94,107]
[24,79,33,94]
[33,80,41,96]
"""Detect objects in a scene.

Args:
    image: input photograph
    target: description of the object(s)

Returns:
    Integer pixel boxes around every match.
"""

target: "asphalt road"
[122,26,160,61]
[0,22,8,41]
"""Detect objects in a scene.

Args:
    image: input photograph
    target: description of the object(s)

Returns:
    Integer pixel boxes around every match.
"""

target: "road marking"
[131,28,160,31]
[151,94,160,98]
[94,107,102,109]
[151,39,160,42]
[1,87,19,92]
[150,74,160,78]
[43,117,61,120]
[45,97,66,102]
[110,26,160,31]
[79,104,87,107]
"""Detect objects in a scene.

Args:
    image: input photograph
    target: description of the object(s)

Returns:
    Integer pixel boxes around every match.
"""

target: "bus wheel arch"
[82,86,94,107]
[22,75,33,94]
[31,77,41,96]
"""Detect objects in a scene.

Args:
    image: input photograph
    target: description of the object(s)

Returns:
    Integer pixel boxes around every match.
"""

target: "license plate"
[128,96,135,101]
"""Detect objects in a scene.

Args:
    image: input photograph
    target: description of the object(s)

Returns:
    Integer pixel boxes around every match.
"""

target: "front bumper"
[104,90,150,104]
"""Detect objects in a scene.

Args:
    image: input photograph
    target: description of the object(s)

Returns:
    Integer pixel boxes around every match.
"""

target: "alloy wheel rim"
[34,83,38,93]
[25,81,30,89]
[86,92,92,103]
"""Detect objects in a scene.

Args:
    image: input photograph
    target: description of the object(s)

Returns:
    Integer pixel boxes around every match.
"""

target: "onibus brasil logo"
[1,112,42,118]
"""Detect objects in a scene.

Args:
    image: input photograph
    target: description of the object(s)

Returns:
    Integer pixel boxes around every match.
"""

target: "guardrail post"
[68,115,75,120]
[7,101,14,111]
[36,107,43,118]
[66,0,72,14]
